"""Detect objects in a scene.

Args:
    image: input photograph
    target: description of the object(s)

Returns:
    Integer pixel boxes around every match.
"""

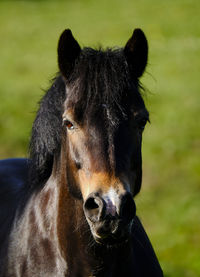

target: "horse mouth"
[91,222,132,248]
[87,216,134,248]
[93,233,130,247]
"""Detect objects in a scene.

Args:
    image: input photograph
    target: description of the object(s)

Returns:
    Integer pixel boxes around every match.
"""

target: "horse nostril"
[120,193,136,223]
[84,197,99,210]
[84,194,105,223]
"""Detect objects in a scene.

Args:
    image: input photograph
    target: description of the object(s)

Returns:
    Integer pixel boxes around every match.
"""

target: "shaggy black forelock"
[29,47,144,188]
[66,47,140,127]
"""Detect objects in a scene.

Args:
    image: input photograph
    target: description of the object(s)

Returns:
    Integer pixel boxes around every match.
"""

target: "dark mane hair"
[67,48,139,123]
[29,47,144,188]
[29,75,66,187]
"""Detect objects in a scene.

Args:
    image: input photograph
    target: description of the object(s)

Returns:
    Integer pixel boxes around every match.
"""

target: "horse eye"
[64,120,74,130]
[138,118,148,131]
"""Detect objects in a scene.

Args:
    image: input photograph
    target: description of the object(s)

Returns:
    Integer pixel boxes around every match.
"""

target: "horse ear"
[124,28,148,78]
[58,29,81,79]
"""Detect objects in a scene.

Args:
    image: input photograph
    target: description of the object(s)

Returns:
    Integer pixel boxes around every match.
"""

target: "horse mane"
[29,47,143,188]
[29,75,66,187]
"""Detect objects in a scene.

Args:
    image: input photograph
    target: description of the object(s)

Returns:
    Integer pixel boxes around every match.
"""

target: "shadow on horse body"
[0,29,163,276]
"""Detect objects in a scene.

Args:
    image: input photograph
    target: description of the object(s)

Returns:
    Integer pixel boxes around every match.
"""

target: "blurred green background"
[0,0,199,276]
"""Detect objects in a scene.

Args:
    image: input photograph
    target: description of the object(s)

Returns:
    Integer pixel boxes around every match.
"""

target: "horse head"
[56,29,149,245]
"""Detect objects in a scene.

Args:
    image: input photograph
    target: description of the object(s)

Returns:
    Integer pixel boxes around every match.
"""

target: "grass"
[0,0,199,276]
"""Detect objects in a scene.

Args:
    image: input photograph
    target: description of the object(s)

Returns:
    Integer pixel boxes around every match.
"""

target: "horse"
[0,29,163,276]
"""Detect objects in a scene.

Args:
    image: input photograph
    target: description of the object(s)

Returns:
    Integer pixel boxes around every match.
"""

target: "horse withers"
[0,29,163,276]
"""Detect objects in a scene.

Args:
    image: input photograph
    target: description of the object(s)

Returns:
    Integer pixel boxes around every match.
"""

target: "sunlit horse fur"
[0,29,163,276]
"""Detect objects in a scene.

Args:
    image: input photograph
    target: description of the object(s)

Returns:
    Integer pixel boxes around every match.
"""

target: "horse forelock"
[66,47,141,126]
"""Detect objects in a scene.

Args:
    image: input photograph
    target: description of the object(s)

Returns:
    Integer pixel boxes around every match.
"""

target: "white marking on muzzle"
[103,187,120,216]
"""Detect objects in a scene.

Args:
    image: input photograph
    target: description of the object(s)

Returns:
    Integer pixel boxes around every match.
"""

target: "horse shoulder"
[0,162,67,277]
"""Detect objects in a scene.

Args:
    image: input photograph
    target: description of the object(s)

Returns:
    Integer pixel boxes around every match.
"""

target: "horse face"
[59,29,148,245]
[63,105,149,244]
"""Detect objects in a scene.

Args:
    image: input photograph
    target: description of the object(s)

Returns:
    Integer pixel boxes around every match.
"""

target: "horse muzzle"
[83,191,136,245]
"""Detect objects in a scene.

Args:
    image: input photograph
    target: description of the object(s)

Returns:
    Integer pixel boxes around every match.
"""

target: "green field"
[0,0,199,276]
